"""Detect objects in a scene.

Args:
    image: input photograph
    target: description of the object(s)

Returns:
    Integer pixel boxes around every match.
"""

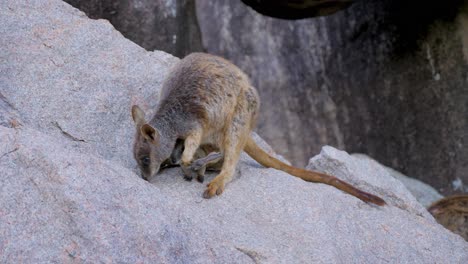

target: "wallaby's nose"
[142,174,150,181]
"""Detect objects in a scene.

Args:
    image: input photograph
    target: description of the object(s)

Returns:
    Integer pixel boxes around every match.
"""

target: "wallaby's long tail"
[244,137,386,206]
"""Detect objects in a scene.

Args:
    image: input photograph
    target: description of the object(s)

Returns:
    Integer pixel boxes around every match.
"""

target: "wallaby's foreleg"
[203,123,249,198]
[181,129,203,181]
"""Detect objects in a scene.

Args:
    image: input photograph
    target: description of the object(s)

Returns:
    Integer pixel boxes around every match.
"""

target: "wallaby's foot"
[181,163,195,181]
[197,174,204,183]
[192,152,223,184]
[191,152,223,171]
[196,164,206,183]
[196,163,206,183]
[182,160,206,183]
[203,176,225,198]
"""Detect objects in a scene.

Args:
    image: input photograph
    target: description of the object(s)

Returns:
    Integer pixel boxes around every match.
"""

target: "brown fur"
[132,53,385,206]
[428,195,468,241]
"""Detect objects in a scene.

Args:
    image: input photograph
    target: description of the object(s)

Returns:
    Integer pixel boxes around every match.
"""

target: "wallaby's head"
[131,105,175,180]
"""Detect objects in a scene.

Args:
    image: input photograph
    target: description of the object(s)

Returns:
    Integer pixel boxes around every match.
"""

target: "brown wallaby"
[131,53,385,206]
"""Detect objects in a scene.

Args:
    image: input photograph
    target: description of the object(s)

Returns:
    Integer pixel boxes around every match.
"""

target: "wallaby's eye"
[141,157,150,166]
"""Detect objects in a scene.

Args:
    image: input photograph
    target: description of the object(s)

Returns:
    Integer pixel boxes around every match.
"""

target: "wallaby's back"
[155,53,256,132]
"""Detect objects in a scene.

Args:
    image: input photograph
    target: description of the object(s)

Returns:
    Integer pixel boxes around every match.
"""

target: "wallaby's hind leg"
[192,152,223,183]
[181,129,203,181]
[191,152,223,171]
[203,117,251,198]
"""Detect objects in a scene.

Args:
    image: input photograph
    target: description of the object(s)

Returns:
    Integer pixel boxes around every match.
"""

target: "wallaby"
[131,53,385,206]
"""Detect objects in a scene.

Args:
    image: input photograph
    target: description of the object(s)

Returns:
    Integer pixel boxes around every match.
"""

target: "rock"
[196,0,468,196]
[0,92,21,129]
[1,0,179,169]
[353,154,444,207]
[63,0,204,57]
[1,0,468,262]
[308,147,434,218]
[0,126,192,263]
[240,0,355,19]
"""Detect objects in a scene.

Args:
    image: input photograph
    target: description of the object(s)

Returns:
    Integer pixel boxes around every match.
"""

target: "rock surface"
[196,0,468,195]
[353,154,444,207]
[1,0,178,169]
[240,0,355,19]
[1,0,468,262]
[63,0,204,57]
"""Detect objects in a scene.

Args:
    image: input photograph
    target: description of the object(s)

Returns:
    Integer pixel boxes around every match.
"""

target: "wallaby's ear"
[140,124,159,144]
[132,105,146,127]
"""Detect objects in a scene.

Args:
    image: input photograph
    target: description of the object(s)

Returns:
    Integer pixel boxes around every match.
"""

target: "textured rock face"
[0,0,177,169]
[353,154,444,208]
[64,0,203,57]
[1,0,468,262]
[240,0,355,19]
[196,0,468,196]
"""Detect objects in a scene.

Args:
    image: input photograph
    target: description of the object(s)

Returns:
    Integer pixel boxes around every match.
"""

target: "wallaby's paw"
[197,174,205,183]
[203,179,224,198]
[181,163,195,181]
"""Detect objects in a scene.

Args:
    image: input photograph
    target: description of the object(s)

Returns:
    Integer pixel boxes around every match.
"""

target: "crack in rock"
[52,121,86,142]
[235,247,266,264]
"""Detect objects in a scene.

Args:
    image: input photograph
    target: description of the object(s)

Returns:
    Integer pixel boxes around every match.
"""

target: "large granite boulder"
[1,0,467,262]
[353,154,444,208]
